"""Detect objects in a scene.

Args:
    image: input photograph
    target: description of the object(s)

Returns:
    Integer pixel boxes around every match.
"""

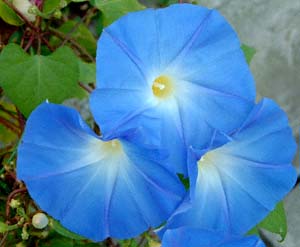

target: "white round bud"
[12,0,36,22]
[32,213,49,229]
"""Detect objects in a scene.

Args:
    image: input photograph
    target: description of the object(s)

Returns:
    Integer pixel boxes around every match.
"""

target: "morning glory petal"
[90,88,159,142]
[90,89,188,174]
[17,103,185,241]
[92,4,255,175]
[161,227,265,247]
[164,98,296,235]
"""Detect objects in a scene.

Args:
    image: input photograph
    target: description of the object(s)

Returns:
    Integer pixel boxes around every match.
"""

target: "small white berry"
[32,213,49,229]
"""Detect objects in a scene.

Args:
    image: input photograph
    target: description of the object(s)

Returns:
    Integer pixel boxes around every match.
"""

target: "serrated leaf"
[95,0,145,26]
[241,44,256,64]
[0,44,83,117]
[50,20,97,56]
[0,0,23,26]
[248,202,287,242]
[50,219,85,241]
[79,60,96,84]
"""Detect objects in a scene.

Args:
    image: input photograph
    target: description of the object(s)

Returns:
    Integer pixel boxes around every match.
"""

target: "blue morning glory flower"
[17,102,185,241]
[90,3,255,175]
[161,227,265,247]
[161,98,297,236]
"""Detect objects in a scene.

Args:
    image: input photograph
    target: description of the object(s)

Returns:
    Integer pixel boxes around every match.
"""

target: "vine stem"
[137,235,147,247]
[16,109,26,135]
[48,27,95,63]
[6,188,27,220]
[0,105,19,121]
[59,7,98,47]
[40,35,55,51]
[0,232,8,247]
[0,116,20,134]
[78,82,93,94]
[24,34,35,52]
[105,237,118,247]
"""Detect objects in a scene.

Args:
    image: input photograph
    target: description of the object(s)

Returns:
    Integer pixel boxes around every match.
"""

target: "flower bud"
[13,0,36,22]
[9,199,21,209]
[53,10,62,19]
[21,226,29,240]
[32,213,49,229]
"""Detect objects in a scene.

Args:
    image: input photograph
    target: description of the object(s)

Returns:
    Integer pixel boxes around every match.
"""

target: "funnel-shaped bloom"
[17,103,185,241]
[90,4,255,175]
[161,98,296,235]
[161,227,265,247]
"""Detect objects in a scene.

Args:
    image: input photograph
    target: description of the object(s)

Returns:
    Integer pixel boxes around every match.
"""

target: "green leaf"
[43,0,61,14]
[241,44,256,64]
[0,221,19,233]
[0,100,18,148]
[177,173,190,190]
[0,44,83,117]
[79,60,96,84]
[0,0,23,26]
[49,219,85,240]
[120,239,138,247]
[94,0,145,26]
[248,202,287,242]
[40,236,74,247]
[50,20,97,56]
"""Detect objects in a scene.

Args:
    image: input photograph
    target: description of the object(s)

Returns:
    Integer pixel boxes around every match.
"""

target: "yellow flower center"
[197,151,216,169]
[152,75,173,99]
[103,140,122,154]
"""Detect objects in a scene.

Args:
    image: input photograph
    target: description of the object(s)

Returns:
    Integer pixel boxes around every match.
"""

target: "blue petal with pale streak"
[161,227,265,247]
[163,98,296,235]
[93,4,255,175]
[17,103,185,241]
[90,88,159,143]
[90,89,189,174]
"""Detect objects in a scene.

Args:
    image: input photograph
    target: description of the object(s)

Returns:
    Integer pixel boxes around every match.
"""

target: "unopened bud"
[21,226,29,240]
[32,213,49,229]
[10,199,21,209]
[53,10,62,19]
[13,0,36,22]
